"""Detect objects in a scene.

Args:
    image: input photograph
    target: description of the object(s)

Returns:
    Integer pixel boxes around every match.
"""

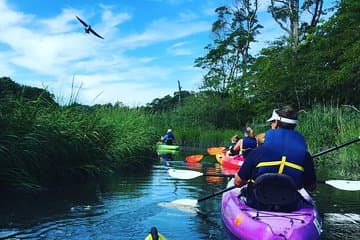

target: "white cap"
[266,109,298,124]
[167,129,172,132]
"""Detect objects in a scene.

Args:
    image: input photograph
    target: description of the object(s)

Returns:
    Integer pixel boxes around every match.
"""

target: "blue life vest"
[242,137,257,157]
[253,128,307,188]
[163,132,175,145]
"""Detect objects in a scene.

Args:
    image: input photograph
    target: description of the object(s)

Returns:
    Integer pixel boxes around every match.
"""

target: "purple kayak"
[221,179,322,240]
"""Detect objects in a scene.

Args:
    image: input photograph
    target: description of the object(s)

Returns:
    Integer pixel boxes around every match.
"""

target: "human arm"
[234,173,248,187]
[233,139,243,152]
[234,148,260,186]
[303,151,317,191]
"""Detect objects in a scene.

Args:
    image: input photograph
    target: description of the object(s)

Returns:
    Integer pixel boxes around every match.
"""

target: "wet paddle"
[170,136,360,206]
[168,169,233,180]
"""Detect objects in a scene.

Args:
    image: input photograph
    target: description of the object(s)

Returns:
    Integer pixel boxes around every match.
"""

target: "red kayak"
[216,153,244,170]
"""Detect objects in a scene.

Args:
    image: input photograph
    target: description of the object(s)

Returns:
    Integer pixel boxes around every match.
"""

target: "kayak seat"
[251,173,301,212]
[165,139,173,145]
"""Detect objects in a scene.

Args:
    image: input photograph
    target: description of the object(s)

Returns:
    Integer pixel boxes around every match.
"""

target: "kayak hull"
[221,180,322,240]
[156,144,180,150]
[157,149,179,155]
[216,153,244,170]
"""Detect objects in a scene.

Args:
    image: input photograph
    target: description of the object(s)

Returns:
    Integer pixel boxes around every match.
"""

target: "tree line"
[145,0,358,128]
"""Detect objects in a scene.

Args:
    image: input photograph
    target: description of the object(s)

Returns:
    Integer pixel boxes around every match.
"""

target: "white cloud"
[167,41,193,56]
[115,17,210,49]
[40,9,79,34]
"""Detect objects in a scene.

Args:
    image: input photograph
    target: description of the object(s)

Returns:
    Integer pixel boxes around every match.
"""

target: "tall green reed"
[0,99,158,193]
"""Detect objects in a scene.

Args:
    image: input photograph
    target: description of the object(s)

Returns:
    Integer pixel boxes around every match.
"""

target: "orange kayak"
[185,154,203,163]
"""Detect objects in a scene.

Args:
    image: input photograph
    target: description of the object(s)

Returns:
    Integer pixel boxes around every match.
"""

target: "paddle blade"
[216,153,224,164]
[171,199,198,207]
[185,154,203,162]
[325,180,360,191]
[159,199,198,214]
[207,147,225,155]
[168,168,203,179]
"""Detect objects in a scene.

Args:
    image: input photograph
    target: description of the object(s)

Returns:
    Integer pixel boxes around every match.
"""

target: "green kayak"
[157,149,179,155]
[156,144,180,151]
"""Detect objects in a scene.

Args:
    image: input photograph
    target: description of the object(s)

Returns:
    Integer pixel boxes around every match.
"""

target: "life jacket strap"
[255,156,304,173]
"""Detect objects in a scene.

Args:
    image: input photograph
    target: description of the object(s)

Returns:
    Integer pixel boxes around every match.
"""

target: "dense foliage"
[191,0,354,114]
[0,78,158,193]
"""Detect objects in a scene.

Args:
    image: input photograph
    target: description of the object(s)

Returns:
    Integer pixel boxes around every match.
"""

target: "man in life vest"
[162,129,175,145]
[234,106,316,210]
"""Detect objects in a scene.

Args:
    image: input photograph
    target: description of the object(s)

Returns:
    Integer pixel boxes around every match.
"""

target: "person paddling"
[162,129,175,145]
[234,106,317,211]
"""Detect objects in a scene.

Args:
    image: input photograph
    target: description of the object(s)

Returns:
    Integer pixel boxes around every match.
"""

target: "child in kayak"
[226,135,240,156]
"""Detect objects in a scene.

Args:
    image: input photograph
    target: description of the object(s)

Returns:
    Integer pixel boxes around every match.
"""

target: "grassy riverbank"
[1,95,359,194]
[0,100,158,193]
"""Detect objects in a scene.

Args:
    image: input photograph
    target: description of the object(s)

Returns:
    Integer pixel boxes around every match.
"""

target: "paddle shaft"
[311,136,360,158]
[196,136,360,202]
[198,185,237,202]
[203,173,234,178]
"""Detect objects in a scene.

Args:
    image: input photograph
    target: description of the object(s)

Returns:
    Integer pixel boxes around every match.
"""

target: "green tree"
[297,0,360,105]
[249,0,359,111]
[194,0,262,95]
[269,0,326,48]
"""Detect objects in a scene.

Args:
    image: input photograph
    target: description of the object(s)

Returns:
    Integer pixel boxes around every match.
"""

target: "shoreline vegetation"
[0,78,359,194]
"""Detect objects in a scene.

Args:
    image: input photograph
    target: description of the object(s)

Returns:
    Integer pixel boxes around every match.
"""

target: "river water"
[0,153,359,240]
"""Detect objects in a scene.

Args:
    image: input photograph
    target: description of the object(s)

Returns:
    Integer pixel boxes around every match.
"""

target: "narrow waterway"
[0,153,359,240]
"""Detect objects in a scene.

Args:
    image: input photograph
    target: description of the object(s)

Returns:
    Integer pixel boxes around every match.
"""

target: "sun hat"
[266,109,298,124]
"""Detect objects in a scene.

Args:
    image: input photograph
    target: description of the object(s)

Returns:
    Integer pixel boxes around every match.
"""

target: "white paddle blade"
[325,180,360,191]
[168,169,203,179]
[171,199,198,207]
[159,199,198,214]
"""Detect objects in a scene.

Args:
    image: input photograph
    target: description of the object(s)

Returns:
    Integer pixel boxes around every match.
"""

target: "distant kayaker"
[234,105,317,211]
[232,127,257,157]
[162,129,175,145]
[226,135,240,156]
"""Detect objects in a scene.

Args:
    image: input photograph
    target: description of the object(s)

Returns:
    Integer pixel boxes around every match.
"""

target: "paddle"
[168,169,233,180]
[170,136,360,206]
[169,169,360,191]
[207,147,226,155]
[311,136,360,158]
[185,147,225,162]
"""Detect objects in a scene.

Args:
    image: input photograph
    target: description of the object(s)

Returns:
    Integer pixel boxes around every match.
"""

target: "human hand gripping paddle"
[170,136,360,207]
[185,147,225,162]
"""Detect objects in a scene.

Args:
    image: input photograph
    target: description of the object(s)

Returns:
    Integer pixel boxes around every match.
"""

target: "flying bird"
[76,16,104,39]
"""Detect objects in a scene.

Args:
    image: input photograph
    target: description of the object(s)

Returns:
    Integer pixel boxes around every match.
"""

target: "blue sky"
[0,0,334,106]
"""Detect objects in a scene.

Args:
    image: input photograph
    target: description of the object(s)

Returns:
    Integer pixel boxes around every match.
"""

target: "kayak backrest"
[252,173,301,212]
